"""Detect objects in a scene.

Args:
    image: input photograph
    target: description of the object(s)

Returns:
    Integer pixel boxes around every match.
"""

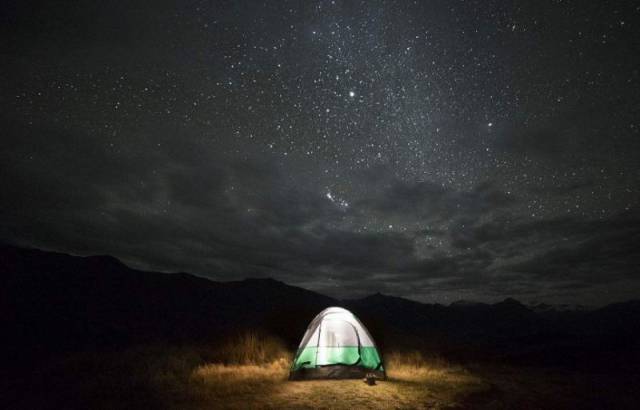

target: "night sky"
[2,1,639,305]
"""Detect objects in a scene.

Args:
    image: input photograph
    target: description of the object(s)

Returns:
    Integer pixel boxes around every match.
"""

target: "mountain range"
[2,243,639,375]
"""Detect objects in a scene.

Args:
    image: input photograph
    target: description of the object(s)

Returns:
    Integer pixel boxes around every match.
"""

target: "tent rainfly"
[289,306,386,380]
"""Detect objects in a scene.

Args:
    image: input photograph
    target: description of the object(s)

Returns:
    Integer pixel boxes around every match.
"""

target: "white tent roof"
[297,306,376,348]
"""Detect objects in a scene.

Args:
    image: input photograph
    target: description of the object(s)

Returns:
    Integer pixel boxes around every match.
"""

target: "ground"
[189,357,483,409]
[6,341,640,409]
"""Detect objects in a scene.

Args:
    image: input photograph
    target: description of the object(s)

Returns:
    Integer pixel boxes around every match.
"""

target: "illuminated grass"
[211,332,292,365]
[189,348,485,409]
[385,350,466,381]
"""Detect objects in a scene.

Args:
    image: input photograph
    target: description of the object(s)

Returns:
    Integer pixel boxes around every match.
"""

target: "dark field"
[3,245,640,409]
[6,338,639,409]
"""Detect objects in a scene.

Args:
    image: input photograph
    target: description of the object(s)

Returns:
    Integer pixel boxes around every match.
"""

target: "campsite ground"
[189,353,484,409]
[6,336,640,409]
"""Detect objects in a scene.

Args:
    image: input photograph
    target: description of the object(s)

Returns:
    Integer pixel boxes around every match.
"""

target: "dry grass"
[191,358,289,396]
[190,360,289,407]
[211,332,291,365]
[194,359,290,382]
[9,337,485,409]
[385,350,466,382]
[188,347,485,409]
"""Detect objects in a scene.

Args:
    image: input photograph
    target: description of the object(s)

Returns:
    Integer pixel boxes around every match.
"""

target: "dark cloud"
[353,174,515,223]
[504,213,640,285]
[1,112,639,305]
[2,114,639,304]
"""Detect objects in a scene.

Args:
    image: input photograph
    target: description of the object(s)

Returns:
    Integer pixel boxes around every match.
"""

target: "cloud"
[1,116,639,305]
[502,212,640,285]
[352,170,515,224]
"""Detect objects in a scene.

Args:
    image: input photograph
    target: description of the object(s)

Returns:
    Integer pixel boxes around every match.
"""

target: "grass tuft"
[385,350,467,382]
[211,331,291,365]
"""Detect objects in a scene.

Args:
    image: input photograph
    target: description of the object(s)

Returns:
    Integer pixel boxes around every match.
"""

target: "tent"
[289,306,386,380]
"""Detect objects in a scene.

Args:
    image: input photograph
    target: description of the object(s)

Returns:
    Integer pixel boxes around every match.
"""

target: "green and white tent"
[289,307,386,380]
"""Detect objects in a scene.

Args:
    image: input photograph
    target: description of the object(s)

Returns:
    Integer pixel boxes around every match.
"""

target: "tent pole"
[314,322,322,368]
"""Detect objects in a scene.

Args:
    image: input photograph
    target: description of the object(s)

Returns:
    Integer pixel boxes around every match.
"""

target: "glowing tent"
[289,307,386,380]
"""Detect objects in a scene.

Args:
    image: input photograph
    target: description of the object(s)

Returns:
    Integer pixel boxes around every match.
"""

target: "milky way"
[2,1,639,305]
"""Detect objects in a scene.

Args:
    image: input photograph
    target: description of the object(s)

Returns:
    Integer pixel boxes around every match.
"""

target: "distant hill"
[2,244,639,374]
[0,244,335,372]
